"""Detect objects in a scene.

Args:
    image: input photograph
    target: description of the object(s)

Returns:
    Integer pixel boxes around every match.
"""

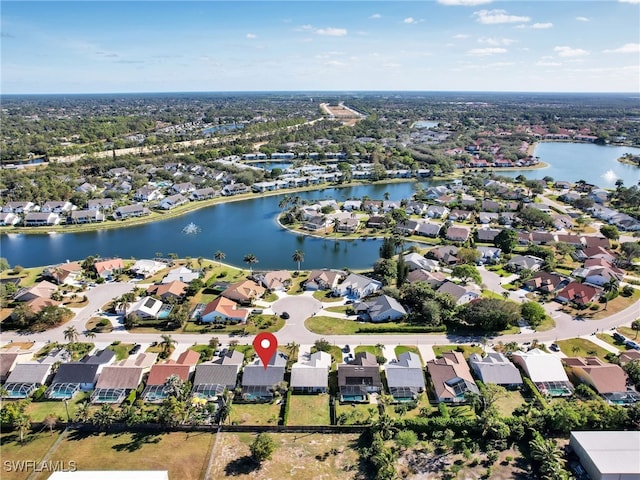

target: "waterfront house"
[130,259,167,278]
[259,270,292,291]
[469,353,523,388]
[241,352,287,401]
[87,198,114,211]
[0,212,20,226]
[396,219,420,235]
[385,352,425,402]
[222,183,250,196]
[426,205,449,219]
[192,350,244,399]
[190,187,217,200]
[94,258,125,280]
[366,215,386,229]
[221,280,266,304]
[354,295,407,322]
[41,201,74,214]
[445,226,470,242]
[14,280,58,302]
[158,194,188,210]
[403,253,439,272]
[146,280,188,301]
[416,222,442,238]
[68,209,105,223]
[426,351,479,404]
[337,217,360,233]
[113,204,150,220]
[338,352,383,402]
[333,273,382,299]
[304,269,346,291]
[171,182,196,194]
[512,349,573,397]
[406,269,446,288]
[162,266,200,284]
[2,201,34,214]
[134,187,162,202]
[290,351,331,393]
[24,212,60,227]
[43,261,82,285]
[200,296,249,323]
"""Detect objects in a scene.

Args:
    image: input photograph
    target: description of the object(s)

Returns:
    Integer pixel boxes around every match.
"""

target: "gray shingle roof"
[51,363,99,384]
[5,363,51,384]
[469,353,523,385]
[193,363,240,389]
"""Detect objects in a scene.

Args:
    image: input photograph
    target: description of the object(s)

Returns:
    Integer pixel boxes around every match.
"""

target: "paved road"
[2,281,638,355]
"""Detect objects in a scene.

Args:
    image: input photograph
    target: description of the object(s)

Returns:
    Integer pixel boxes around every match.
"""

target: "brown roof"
[221,280,266,302]
[177,349,200,366]
[582,236,610,249]
[427,352,477,401]
[95,366,144,389]
[146,364,191,386]
[619,350,640,366]
[94,258,124,274]
[524,271,564,292]
[556,282,599,305]
[201,296,249,322]
[562,357,627,394]
[146,280,188,298]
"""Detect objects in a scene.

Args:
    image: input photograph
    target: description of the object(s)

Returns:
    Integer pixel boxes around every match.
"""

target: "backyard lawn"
[230,402,282,425]
[335,401,378,425]
[495,390,527,417]
[208,433,361,479]
[106,342,134,360]
[31,431,214,480]
[1,430,63,480]
[384,393,434,420]
[287,394,331,426]
[312,290,343,302]
[556,338,612,361]
[25,392,93,422]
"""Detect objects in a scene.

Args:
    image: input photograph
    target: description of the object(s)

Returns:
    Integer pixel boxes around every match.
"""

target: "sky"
[1,0,639,94]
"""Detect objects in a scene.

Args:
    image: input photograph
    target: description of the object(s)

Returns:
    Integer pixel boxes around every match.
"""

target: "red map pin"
[253,332,278,369]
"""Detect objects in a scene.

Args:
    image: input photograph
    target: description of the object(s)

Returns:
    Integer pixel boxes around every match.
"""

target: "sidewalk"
[582,333,620,354]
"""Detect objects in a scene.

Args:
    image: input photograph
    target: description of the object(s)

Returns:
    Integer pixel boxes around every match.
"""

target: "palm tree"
[286,342,300,362]
[292,250,304,272]
[159,334,177,359]
[218,392,232,425]
[631,319,640,340]
[115,291,136,316]
[43,414,57,434]
[243,253,258,273]
[63,326,79,344]
[214,250,225,267]
[332,218,341,242]
[84,330,96,341]
[16,414,31,444]
[197,256,204,270]
[602,278,619,310]
[75,401,91,423]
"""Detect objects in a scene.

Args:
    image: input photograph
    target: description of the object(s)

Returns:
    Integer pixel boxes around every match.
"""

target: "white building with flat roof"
[570,431,640,480]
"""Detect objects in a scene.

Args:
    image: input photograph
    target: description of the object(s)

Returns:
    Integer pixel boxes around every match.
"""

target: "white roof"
[512,349,569,383]
[571,431,640,475]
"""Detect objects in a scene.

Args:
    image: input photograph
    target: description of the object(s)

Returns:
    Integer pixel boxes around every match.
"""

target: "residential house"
[573,260,624,287]
[562,357,637,405]
[0,350,35,382]
[555,233,582,246]
[222,183,250,196]
[338,352,383,402]
[241,352,288,401]
[303,213,329,232]
[94,258,125,280]
[478,212,499,225]
[221,280,266,304]
[448,209,472,222]
[406,269,446,288]
[200,296,249,323]
[260,270,292,291]
[445,226,470,242]
[507,255,544,272]
[113,204,150,220]
[24,212,60,226]
[91,366,146,404]
[47,349,116,399]
[333,273,382,299]
[158,194,188,210]
[304,269,346,291]
[415,222,442,238]
[2,363,53,399]
[476,228,502,243]
[477,246,501,265]
[524,271,567,293]
[337,217,360,233]
[366,215,386,229]
[619,351,640,366]
[556,282,600,306]
[20,297,61,317]
[343,200,362,211]
[41,201,74,214]
[385,352,425,402]
[133,187,162,202]
[128,297,164,319]
[469,353,523,388]
[162,266,200,284]
[146,281,188,301]
[290,351,332,393]
[403,253,439,272]
[354,295,407,322]
[0,212,20,226]
[396,219,420,235]
[14,280,58,302]
[426,351,479,403]
[143,350,199,402]
[512,349,573,397]
[582,236,610,250]
[190,187,217,200]
[68,209,105,224]
[530,232,556,245]
[569,431,640,480]
[87,198,114,211]
[2,201,34,213]
[43,262,82,285]
[428,245,459,265]
[481,199,501,212]
[171,182,196,195]
[426,205,449,219]
[130,259,167,278]
[436,281,480,306]
[192,350,244,399]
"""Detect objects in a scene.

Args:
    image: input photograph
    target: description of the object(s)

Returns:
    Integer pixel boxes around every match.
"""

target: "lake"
[2,142,638,269]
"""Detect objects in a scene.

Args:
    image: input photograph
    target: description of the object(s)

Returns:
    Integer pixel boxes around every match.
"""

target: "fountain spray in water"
[601,170,618,183]
[182,222,201,234]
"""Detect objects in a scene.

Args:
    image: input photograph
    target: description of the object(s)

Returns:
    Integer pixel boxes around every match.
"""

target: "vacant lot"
[209,432,362,479]
[287,394,331,426]
[32,430,214,480]
[556,338,611,361]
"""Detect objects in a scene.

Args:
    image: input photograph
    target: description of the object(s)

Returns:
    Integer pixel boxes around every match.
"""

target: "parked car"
[130,344,141,354]
[343,344,351,353]
[549,343,560,352]
[613,332,626,342]
[280,311,290,319]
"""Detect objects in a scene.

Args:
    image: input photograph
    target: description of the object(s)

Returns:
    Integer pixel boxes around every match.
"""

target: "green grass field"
[556,338,612,361]
[286,394,331,426]
[394,345,423,363]
[230,402,282,425]
[432,344,483,359]
[1,430,63,480]
[335,402,378,425]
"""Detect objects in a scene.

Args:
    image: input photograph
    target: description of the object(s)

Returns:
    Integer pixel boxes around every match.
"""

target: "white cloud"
[478,37,515,46]
[618,0,640,3]
[532,22,553,29]
[325,60,346,67]
[554,46,590,57]
[404,17,423,24]
[473,9,530,24]
[576,16,590,22]
[536,60,562,67]
[246,33,257,39]
[369,13,381,19]
[315,27,348,36]
[453,34,471,39]
[604,43,640,53]
[468,47,507,56]
[438,0,493,5]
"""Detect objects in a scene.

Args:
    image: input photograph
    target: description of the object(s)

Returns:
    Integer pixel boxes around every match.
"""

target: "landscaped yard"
[354,344,384,358]
[495,390,527,417]
[335,401,378,425]
[230,402,282,425]
[287,394,331,426]
[561,290,640,320]
[384,393,434,420]
[208,433,361,479]
[556,338,612,361]
[106,342,134,360]
[312,290,343,302]
[1,430,63,480]
[597,332,630,350]
[617,326,640,341]
[25,392,93,423]
[31,430,214,480]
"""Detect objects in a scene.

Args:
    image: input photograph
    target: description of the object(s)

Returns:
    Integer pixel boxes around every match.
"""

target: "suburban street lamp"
[64,399,70,423]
